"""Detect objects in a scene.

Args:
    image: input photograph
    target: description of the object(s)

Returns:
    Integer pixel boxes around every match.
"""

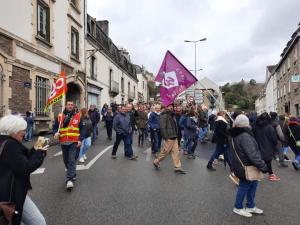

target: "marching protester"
[135,104,148,147]
[101,103,109,121]
[230,114,268,218]
[198,105,209,144]
[253,112,280,181]
[175,105,183,147]
[270,112,288,167]
[149,104,161,155]
[286,117,300,170]
[24,111,34,142]
[104,107,114,140]
[279,115,290,161]
[179,109,188,154]
[78,108,93,163]
[88,105,100,144]
[184,110,199,159]
[111,105,137,160]
[126,103,138,156]
[207,111,233,173]
[53,101,84,190]
[153,104,186,174]
[0,114,47,225]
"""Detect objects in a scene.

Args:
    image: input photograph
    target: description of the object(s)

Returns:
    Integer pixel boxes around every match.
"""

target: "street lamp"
[184,38,207,77]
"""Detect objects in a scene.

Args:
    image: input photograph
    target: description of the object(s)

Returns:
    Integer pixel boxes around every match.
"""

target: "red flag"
[44,71,67,111]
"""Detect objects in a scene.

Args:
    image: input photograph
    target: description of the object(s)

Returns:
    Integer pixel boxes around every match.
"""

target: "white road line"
[53,151,62,157]
[32,168,45,175]
[77,145,113,170]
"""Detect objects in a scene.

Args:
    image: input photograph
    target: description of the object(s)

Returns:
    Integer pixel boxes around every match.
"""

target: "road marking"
[54,151,62,157]
[77,145,113,170]
[144,147,152,161]
[32,168,45,175]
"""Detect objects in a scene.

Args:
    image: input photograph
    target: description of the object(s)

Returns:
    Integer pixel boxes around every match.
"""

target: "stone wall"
[0,33,13,56]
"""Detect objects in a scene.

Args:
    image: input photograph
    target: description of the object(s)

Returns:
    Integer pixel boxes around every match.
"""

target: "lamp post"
[184,38,207,77]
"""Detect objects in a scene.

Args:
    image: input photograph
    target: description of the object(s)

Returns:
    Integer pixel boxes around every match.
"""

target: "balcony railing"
[110,81,119,96]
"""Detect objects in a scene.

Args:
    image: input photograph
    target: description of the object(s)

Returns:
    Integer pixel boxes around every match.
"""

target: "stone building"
[275,24,300,116]
[135,65,149,103]
[85,14,138,106]
[0,0,86,133]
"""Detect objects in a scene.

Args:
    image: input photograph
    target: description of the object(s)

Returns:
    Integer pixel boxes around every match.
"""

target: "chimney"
[96,20,109,36]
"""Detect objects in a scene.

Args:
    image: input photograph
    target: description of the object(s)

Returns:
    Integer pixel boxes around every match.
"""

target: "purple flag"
[155,50,198,106]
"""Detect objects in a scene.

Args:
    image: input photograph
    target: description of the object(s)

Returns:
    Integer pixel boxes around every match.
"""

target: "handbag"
[287,126,300,147]
[0,140,16,225]
[231,139,264,181]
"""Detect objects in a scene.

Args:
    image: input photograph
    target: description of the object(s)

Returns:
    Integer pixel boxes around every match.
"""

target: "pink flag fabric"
[155,50,198,106]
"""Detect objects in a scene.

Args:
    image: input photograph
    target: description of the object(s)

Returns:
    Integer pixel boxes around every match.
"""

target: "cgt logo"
[162,71,179,89]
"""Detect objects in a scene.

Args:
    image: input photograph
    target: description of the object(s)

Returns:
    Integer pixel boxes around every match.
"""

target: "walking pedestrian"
[0,114,48,225]
[149,104,161,155]
[184,110,199,159]
[253,112,280,181]
[198,104,209,144]
[78,108,93,163]
[153,104,186,174]
[53,101,83,190]
[111,105,137,160]
[88,105,100,144]
[24,111,34,141]
[104,107,114,140]
[230,114,268,218]
[135,104,148,147]
[207,111,233,172]
[286,117,300,170]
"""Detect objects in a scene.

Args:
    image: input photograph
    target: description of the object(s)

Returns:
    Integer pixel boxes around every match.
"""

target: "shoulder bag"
[287,126,300,147]
[231,139,264,181]
[0,140,17,225]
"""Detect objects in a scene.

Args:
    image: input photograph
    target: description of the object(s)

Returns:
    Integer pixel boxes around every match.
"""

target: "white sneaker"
[66,181,74,190]
[245,207,263,215]
[233,208,252,217]
[83,154,87,160]
[79,157,85,163]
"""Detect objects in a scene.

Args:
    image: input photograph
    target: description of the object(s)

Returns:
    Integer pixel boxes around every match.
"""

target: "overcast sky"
[87,0,300,84]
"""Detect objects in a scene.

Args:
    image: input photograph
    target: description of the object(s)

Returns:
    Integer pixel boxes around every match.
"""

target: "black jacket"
[253,119,278,161]
[81,117,93,138]
[0,135,46,225]
[229,128,268,180]
[212,118,229,145]
[286,120,300,156]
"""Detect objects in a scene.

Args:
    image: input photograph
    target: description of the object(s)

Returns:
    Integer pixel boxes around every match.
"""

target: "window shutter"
[94,57,97,79]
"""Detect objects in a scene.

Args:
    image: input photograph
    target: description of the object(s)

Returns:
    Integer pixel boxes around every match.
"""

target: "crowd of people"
[0,99,300,224]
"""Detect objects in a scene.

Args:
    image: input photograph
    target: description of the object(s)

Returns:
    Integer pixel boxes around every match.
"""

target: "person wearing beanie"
[253,112,280,181]
[286,117,300,170]
[229,114,268,218]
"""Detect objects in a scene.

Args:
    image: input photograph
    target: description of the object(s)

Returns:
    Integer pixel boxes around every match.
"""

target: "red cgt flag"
[44,71,67,111]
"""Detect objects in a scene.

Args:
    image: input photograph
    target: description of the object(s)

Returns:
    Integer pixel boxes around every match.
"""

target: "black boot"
[206,163,216,171]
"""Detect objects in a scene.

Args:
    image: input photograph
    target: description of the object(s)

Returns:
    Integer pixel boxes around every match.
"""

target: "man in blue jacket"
[111,105,137,160]
[149,104,162,155]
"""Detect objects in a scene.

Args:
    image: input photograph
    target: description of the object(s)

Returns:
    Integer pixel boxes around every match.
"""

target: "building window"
[133,86,136,98]
[128,82,130,96]
[90,56,97,80]
[37,1,50,42]
[121,77,124,93]
[71,27,79,60]
[35,76,49,116]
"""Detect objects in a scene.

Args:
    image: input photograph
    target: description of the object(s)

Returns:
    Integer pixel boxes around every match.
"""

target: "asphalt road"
[26,130,299,225]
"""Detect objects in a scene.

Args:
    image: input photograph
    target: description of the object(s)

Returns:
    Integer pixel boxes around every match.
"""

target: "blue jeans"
[112,133,133,157]
[208,144,233,170]
[22,195,46,225]
[79,137,91,159]
[61,143,79,182]
[187,137,197,155]
[198,127,208,141]
[235,180,258,209]
[25,125,33,141]
[125,132,134,157]
[92,124,98,142]
[151,129,161,153]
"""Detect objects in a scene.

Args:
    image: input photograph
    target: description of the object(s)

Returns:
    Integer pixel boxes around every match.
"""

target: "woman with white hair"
[0,114,48,225]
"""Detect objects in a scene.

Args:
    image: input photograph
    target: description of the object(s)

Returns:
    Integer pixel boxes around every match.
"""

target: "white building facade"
[135,65,149,103]
[85,15,138,107]
[0,0,86,132]
[265,65,278,113]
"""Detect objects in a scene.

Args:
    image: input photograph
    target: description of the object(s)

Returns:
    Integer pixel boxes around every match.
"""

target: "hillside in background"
[221,79,263,111]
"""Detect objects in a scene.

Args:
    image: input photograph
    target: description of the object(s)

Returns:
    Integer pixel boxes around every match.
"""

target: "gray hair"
[0,115,27,135]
